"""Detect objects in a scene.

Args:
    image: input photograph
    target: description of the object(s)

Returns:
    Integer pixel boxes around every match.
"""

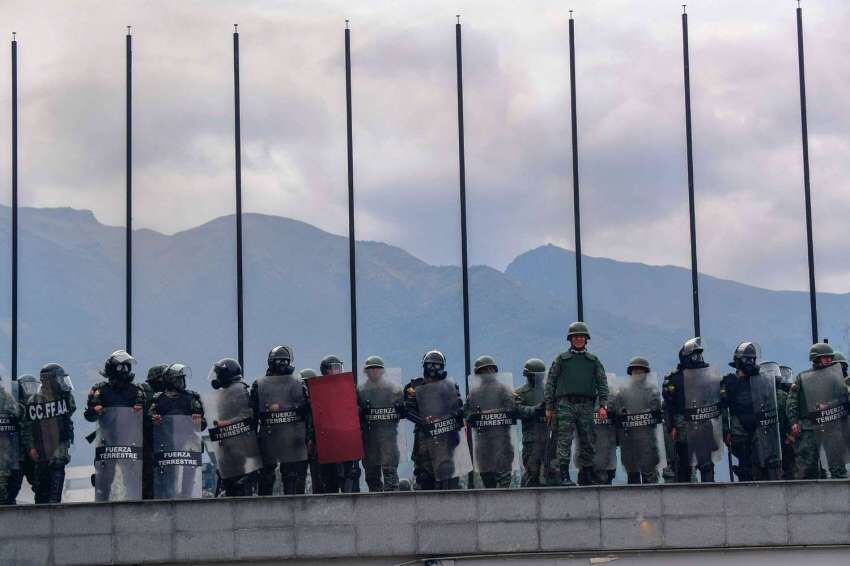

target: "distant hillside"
[0,205,847,467]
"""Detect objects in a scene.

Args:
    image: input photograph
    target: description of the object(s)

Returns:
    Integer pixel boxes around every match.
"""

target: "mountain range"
[0,204,848,466]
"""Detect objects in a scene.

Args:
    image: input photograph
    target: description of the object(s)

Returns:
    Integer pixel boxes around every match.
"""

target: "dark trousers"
[258,461,308,495]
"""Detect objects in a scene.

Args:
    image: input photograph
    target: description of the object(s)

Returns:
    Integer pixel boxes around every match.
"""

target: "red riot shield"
[307,372,364,464]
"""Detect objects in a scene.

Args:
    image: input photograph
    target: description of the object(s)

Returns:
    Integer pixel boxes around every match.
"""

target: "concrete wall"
[0,480,848,565]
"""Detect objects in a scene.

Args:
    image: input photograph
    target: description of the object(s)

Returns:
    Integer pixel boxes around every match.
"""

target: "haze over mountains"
[0,204,848,465]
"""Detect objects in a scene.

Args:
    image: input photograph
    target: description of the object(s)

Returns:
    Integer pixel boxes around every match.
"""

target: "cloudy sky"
[0,0,848,293]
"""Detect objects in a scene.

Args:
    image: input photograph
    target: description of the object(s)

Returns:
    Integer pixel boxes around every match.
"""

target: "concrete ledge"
[0,480,848,565]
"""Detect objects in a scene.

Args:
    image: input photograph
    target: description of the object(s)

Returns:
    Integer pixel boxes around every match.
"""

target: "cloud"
[0,0,848,292]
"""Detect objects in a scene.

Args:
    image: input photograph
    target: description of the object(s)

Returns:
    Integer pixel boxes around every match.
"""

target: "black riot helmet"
[678,337,705,369]
[101,350,137,384]
[163,363,191,392]
[146,364,169,393]
[17,374,40,402]
[209,358,243,389]
[40,363,73,392]
[319,355,344,376]
[730,341,761,376]
[422,350,447,380]
[268,345,295,376]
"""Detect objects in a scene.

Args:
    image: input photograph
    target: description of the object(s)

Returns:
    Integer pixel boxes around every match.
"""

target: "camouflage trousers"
[793,430,847,480]
[0,472,9,504]
[521,439,559,487]
[554,399,596,469]
[478,471,512,488]
[365,465,399,492]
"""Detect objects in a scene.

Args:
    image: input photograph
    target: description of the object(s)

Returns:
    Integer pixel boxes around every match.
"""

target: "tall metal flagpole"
[11,33,18,381]
[345,21,358,376]
[796,2,818,344]
[125,27,133,354]
[681,5,701,338]
[233,25,245,370]
[455,16,472,387]
[568,11,584,322]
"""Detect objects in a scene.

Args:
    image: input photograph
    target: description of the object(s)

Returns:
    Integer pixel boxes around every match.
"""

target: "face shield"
[17,376,40,400]
[365,367,384,381]
[324,363,343,375]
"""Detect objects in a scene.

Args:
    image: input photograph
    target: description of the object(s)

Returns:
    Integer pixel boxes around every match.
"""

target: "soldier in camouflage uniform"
[776,365,795,480]
[0,375,22,504]
[514,358,559,487]
[544,322,609,486]
[299,368,324,494]
[787,343,849,479]
[140,364,168,500]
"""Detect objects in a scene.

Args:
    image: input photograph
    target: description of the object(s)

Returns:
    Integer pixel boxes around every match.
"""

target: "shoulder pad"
[152,392,164,401]
[514,384,530,394]
[558,352,573,361]
[584,352,599,362]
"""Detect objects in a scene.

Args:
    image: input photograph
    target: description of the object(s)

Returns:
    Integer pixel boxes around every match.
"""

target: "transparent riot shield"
[751,364,782,469]
[467,372,516,476]
[27,388,72,464]
[525,372,550,478]
[94,406,143,502]
[613,372,666,475]
[153,414,203,499]
[0,381,20,473]
[416,378,472,482]
[257,373,308,464]
[682,366,724,466]
[591,374,618,476]
[204,385,262,480]
[800,363,850,468]
[358,368,404,471]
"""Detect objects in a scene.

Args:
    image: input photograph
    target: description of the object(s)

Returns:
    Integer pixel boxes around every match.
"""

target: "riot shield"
[416,378,472,482]
[523,372,550,479]
[682,366,723,466]
[467,372,516,475]
[751,364,782,469]
[800,363,850,467]
[27,388,72,464]
[257,373,308,464]
[204,384,262,480]
[614,373,666,474]
[358,368,404,469]
[94,406,143,502]
[0,381,20,473]
[591,374,618,474]
[307,372,364,464]
[153,414,203,499]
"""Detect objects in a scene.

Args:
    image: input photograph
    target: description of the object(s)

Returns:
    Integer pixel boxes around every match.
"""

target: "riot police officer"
[0,374,22,504]
[405,350,467,490]
[21,364,76,503]
[514,358,558,487]
[357,355,404,492]
[314,355,361,493]
[721,343,782,481]
[206,358,261,496]
[613,357,664,484]
[662,338,722,483]
[776,365,795,479]
[466,355,516,488]
[544,322,609,486]
[299,368,322,494]
[150,364,205,499]
[251,346,310,495]
[787,343,849,479]
[6,375,39,504]
[139,364,168,500]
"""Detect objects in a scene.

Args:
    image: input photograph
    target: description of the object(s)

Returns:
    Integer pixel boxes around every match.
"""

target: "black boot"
[559,465,575,486]
[48,466,66,504]
[699,463,715,483]
[627,472,642,485]
[578,467,593,486]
